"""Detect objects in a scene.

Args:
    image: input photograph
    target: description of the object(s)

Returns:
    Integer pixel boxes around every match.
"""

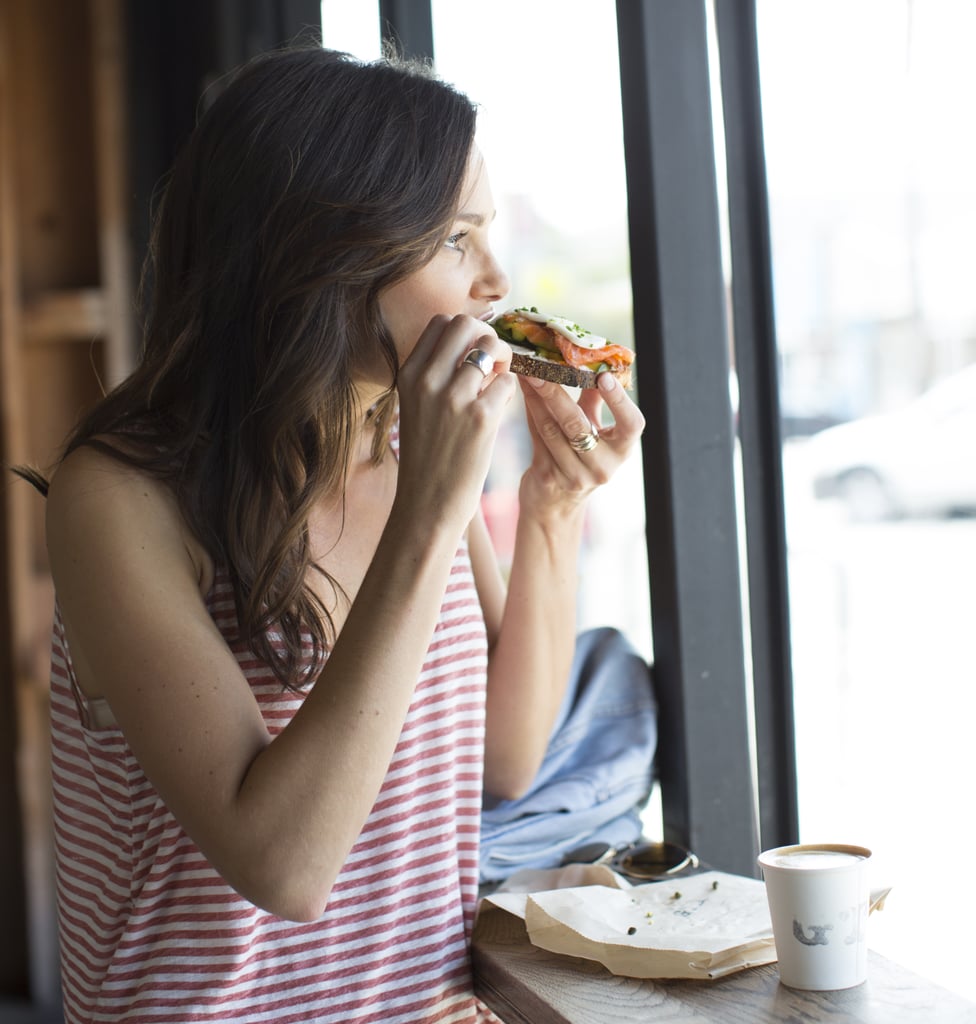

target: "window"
[320,0,382,58]
[757,0,976,1000]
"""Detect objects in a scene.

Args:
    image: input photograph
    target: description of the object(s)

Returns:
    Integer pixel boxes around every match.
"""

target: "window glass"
[431,0,652,663]
[319,0,382,59]
[757,0,976,999]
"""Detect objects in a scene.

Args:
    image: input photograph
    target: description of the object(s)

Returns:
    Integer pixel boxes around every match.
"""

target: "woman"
[34,45,644,1022]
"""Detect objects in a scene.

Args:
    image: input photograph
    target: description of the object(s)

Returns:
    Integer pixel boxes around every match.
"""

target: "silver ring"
[569,430,599,454]
[461,348,494,378]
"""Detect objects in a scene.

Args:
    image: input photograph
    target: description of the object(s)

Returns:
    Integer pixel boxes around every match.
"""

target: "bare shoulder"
[48,443,172,521]
[46,445,221,704]
[46,444,211,595]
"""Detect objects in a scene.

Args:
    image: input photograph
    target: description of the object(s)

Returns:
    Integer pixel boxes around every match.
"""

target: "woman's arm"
[478,371,645,799]
[47,315,516,923]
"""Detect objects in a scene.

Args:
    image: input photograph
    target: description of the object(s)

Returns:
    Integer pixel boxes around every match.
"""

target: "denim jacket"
[479,627,657,882]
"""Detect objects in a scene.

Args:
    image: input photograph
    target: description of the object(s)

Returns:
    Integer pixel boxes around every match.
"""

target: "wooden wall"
[0,0,132,1004]
[0,0,322,1006]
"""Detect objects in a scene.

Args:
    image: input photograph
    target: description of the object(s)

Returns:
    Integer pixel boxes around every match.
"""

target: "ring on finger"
[460,348,494,378]
[569,429,599,454]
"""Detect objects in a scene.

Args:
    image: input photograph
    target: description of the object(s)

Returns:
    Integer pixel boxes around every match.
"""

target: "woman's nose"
[477,250,511,302]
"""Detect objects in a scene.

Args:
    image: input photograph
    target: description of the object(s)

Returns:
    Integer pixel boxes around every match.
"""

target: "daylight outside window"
[756,0,976,1000]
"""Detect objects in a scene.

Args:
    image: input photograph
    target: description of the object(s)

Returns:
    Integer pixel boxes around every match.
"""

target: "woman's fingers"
[519,372,644,482]
[520,378,600,478]
[400,314,511,394]
[394,315,516,528]
[589,372,645,445]
[397,317,515,440]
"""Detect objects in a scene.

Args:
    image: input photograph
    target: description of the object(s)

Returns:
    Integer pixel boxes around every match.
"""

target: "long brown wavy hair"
[19,46,478,689]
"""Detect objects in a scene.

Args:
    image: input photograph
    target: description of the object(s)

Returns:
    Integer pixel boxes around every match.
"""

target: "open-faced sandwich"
[490,308,634,389]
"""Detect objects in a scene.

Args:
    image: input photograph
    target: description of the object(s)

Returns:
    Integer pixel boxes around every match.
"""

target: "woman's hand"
[517,371,645,519]
[393,314,516,534]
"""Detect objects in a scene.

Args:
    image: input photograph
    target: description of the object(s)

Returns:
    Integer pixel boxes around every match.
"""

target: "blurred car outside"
[805,363,976,522]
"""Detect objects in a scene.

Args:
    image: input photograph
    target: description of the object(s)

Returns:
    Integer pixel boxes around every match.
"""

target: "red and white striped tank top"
[50,520,501,1022]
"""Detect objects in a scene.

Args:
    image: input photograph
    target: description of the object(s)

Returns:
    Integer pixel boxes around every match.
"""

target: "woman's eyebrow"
[455,210,497,227]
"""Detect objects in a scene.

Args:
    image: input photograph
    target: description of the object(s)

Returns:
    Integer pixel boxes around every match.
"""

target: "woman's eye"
[445,231,467,251]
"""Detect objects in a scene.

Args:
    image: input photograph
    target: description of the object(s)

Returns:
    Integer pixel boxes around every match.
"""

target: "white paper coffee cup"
[758,843,871,991]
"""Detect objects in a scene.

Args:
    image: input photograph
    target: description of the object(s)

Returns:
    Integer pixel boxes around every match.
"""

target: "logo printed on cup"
[793,919,831,945]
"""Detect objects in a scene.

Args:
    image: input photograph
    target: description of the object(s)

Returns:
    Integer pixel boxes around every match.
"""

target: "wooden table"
[473,912,976,1023]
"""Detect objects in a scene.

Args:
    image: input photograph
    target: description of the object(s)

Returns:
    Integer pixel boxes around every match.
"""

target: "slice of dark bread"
[509,345,633,390]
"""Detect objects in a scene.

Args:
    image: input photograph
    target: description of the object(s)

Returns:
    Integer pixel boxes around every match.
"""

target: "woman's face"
[378,150,510,367]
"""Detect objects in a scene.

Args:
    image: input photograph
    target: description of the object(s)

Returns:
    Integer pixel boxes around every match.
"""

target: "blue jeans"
[479,627,657,882]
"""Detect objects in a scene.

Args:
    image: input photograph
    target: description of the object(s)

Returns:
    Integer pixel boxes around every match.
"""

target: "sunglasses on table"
[559,840,700,882]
